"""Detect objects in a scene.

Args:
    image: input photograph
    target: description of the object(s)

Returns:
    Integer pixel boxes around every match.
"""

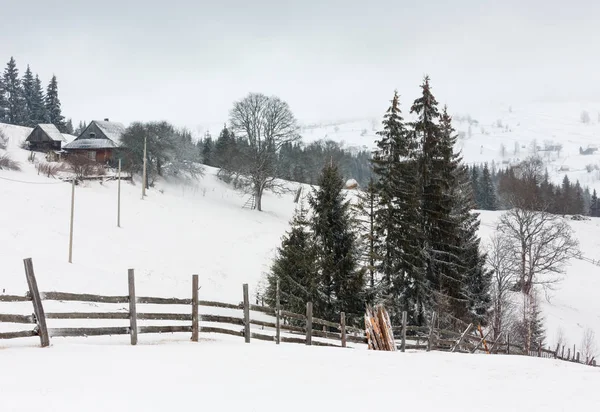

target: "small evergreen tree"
[590,189,599,217]
[265,203,319,315]
[352,178,379,305]
[309,162,364,322]
[479,163,497,210]
[45,75,66,132]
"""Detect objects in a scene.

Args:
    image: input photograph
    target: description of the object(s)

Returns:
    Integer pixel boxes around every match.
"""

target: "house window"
[87,151,97,161]
[89,132,96,138]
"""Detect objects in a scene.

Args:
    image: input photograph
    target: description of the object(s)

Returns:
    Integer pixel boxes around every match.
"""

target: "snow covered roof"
[93,120,126,145]
[64,137,120,150]
[62,133,76,144]
[37,124,66,143]
[64,120,126,150]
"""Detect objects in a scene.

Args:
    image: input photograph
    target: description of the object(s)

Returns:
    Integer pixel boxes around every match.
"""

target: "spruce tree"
[21,65,36,126]
[352,177,379,305]
[440,108,491,326]
[265,202,319,316]
[0,74,6,122]
[31,75,49,124]
[411,77,460,322]
[2,57,26,125]
[590,189,599,217]
[372,91,425,324]
[45,75,66,131]
[470,166,481,208]
[479,163,497,210]
[309,162,363,322]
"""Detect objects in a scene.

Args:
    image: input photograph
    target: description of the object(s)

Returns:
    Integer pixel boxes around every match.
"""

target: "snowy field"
[1,339,599,412]
[1,103,600,367]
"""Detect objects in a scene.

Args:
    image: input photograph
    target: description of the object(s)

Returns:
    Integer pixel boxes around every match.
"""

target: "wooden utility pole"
[142,136,147,199]
[68,178,75,263]
[117,158,121,228]
[275,279,280,345]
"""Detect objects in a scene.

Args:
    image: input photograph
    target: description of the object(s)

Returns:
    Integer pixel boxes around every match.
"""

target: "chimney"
[104,118,109,122]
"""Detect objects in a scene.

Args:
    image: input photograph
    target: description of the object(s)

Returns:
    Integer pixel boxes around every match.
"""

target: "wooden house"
[63,119,125,163]
[25,124,69,152]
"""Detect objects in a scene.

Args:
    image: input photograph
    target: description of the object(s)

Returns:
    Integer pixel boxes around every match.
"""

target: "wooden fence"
[0,258,596,368]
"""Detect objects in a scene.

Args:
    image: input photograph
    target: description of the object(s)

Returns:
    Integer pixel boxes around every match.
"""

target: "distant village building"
[579,146,598,155]
[25,124,70,152]
[63,119,125,163]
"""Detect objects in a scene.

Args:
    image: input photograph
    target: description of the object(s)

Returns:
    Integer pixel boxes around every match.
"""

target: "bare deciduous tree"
[229,93,300,211]
[581,328,597,363]
[487,234,518,340]
[497,208,579,296]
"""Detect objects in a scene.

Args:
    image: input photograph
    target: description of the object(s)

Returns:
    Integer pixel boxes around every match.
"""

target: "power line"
[0,175,66,185]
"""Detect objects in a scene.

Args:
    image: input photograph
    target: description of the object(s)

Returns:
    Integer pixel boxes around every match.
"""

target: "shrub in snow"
[0,130,7,150]
[0,153,21,171]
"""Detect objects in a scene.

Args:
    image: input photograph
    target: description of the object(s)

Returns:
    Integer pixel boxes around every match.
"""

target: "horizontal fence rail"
[0,257,596,368]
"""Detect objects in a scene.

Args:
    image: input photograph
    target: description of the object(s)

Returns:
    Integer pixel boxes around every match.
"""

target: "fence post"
[427,311,436,352]
[128,269,138,345]
[192,274,199,342]
[538,343,542,357]
[23,258,49,348]
[243,284,250,343]
[561,345,565,359]
[306,302,312,346]
[340,312,347,348]
[554,343,560,359]
[507,335,510,354]
[451,323,473,353]
[576,352,580,363]
[400,311,408,352]
[275,279,280,345]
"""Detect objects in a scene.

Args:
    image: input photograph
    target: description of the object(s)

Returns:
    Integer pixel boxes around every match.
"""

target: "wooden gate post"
[275,279,281,345]
[306,302,313,346]
[243,284,250,343]
[192,274,199,342]
[340,312,347,348]
[128,269,138,345]
[401,311,407,353]
[23,258,50,348]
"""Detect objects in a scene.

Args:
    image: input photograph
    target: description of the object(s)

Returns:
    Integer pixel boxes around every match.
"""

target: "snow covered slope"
[1,340,599,412]
[298,102,600,192]
[1,119,599,352]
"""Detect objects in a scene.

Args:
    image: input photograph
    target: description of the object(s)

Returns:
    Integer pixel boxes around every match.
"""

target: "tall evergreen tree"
[411,77,461,322]
[265,202,319,316]
[21,65,36,126]
[440,108,491,326]
[45,75,66,131]
[372,91,425,324]
[309,162,364,322]
[2,57,26,125]
[31,75,49,124]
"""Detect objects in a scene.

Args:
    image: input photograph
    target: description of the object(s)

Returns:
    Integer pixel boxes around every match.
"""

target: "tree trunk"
[256,182,264,212]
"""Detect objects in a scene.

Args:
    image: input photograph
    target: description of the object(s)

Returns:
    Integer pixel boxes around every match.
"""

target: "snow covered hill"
[296,102,600,192]
[1,112,600,353]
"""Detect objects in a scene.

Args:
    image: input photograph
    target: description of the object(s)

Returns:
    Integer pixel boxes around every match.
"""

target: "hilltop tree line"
[0,57,71,133]
[264,78,491,330]
[197,126,373,190]
[469,159,596,216]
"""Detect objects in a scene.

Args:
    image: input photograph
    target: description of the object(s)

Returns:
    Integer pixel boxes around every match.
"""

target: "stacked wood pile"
[364,305,396,351]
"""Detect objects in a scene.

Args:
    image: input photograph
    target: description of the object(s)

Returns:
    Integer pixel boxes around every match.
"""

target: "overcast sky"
[1,0,598,133]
